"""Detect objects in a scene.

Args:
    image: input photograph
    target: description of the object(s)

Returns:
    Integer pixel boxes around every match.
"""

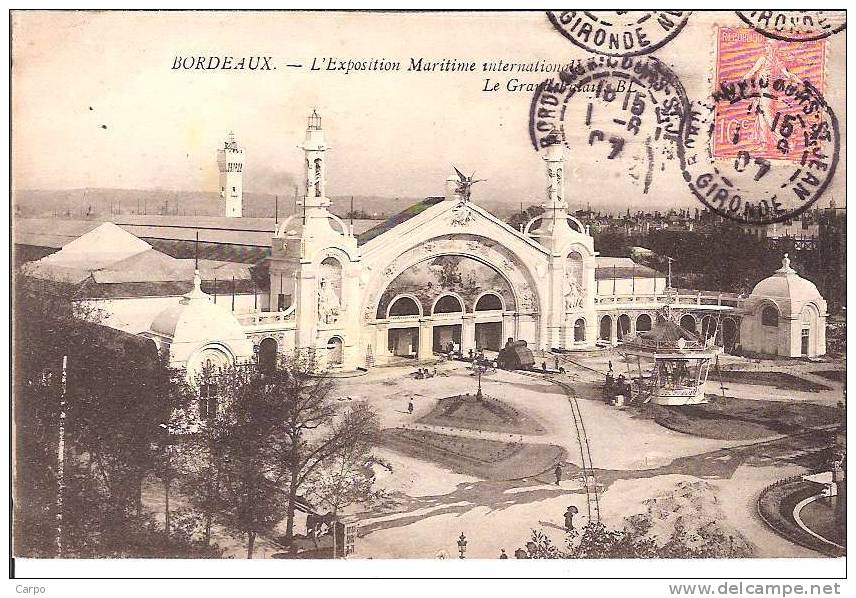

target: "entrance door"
[389,328,418,358]
[801,328,810,356]
[475,322,502,351]
[433,324,462,353]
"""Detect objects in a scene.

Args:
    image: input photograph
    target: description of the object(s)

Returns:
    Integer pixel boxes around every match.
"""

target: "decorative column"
[461,314,476,353]
[418,319,433,361]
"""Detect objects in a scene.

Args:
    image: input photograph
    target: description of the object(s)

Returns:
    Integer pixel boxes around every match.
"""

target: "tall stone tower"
[269,110,360,366]
[537,135,597,349]
[217,132,244,218]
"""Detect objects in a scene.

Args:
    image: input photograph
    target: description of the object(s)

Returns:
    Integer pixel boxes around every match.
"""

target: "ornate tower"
[269,110,360,367]
[301,110,330,211]
[217,132,244,218]
[536,136,597,349]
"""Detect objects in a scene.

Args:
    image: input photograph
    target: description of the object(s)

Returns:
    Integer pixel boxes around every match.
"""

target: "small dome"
[749,254,822,302]
[150,271,249,348]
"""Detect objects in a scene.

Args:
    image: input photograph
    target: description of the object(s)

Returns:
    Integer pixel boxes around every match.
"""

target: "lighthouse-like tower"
[217,132,244,218]
[534,136,597,348]
[269,110,360,367]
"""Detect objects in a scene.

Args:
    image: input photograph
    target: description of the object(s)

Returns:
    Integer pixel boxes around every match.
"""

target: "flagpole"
[231,275,235,312]
[56,354,68,557]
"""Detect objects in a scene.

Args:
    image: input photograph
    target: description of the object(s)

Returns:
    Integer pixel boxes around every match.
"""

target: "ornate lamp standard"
[474,360,487,400]
[457,532,468,559]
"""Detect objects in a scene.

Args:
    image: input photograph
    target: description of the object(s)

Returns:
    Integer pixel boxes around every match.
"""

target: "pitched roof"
[357,197,445,245]
[594,256,664,280]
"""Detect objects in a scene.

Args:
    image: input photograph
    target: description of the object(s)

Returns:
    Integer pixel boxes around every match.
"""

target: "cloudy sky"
[12,11,846,211]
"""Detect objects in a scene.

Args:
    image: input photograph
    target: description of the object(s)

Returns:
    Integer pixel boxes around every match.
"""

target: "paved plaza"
[333,351,844,559]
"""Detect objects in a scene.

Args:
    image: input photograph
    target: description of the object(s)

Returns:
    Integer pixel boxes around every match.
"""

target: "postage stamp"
[735,10,846,42]
[681,45,839,224]
[712,27,827,162]
[547,11,691,57]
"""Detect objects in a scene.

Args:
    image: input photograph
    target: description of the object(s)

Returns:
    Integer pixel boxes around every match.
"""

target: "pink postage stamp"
[713,27,826,161]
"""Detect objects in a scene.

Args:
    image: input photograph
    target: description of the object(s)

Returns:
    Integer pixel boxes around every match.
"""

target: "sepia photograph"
[7,6,848,588]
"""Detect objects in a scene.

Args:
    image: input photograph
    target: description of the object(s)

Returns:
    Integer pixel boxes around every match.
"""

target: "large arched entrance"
[475,292,504,351]
[722,317,738,352]
[679,314,697,334]
[387,295,421,359]
[432,294,464,353]
[636,313,653,333]
[373,253,524,360]
[617,314,631,340]
[257,337,278,373]
[700,315,717,341]
[599,315,612,341]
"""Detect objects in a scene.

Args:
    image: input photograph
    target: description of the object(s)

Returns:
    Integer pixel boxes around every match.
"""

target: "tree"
[13,272,199,557]
[521,519,753,559]
[215,364,288,559]
[265,352,380,546]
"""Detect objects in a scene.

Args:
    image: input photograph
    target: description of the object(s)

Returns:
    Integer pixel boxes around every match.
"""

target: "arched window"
[701,316,716,339]
[636,314,653,333]
[258,337,278,374]
[574,318,586,342]
[679,314,697,333]
[388,296,420,317]
[761,306,779,327]
[475,293,503,311]
[327,336,344,365]
[722,318,738,350]
[599,315,612,341]
[433,295,464,314]
[617,314,631,339]
[314,158,322,197]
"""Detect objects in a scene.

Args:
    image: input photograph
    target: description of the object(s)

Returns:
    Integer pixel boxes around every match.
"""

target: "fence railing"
[237,309,295,327]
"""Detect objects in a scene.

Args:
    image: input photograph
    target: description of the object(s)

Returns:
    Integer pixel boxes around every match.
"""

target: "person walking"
[408,399,414,415]
[564,505,579,533]
[554,462,563,485]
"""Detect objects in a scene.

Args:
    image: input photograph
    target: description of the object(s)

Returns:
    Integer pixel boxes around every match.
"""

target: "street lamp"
[457,532,467,559]
[474,361,487,400]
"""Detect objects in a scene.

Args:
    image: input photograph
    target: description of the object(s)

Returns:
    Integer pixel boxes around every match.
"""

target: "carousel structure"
[617,303,724,406]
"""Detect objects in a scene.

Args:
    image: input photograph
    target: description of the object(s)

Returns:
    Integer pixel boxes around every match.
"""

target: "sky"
[11,11,846,212]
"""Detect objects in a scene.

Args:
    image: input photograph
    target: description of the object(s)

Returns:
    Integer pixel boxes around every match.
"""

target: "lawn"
[758,478,845,557]
[380,428,566,481]
[715,370,830,393]
[417,393,546,435]
[810,370,845,383]
[654,396,840,440]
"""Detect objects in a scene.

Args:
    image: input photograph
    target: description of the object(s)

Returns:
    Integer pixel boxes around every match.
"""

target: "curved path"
[793,494,845,551]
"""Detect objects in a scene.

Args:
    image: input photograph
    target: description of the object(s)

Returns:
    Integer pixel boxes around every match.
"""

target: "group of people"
[604,362,633,405]
[413,367,438,379]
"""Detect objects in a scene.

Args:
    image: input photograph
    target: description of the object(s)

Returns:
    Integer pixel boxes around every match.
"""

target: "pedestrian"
[542,361,547,372]
[564,505,578,533]
[608,360,613,373]
[408,399,414,415]
[554,356,559,370]
[499,548,508,559]
[554,462,563,485]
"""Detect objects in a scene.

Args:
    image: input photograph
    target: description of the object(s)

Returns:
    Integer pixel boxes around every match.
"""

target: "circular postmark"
[529,55,687,196]
[736,11,846,42]
[547,11,691,57]
[679,77,840,225]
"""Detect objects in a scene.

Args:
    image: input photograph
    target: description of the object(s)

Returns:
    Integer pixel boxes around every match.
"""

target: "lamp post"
[457,532,468,559]
[474,360,487,400]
